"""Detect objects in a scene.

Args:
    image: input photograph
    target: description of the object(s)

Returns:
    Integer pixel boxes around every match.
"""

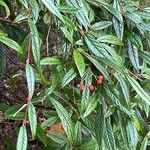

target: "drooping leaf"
[28,102,37,139]
[0,34,23,54]
[66,0,90,29]
[36,124,47,147]
[104,118,117,150]
[82,95,97,118]
[113,0,124,40]
[47,131,66,144]
[127,75,150,106]
[28,19,40,66]
[73,49,85,77]
[50,98,75,141]
[28,0,40,21]
[97,35,123,46]
[17,126,27,150]
[127,39,139,71]
[40,57,61,66]
[90,21,112,31]
[41,0,64,22]
[26,63,35,101]
[95,105,105,149]
[62,67,77,87]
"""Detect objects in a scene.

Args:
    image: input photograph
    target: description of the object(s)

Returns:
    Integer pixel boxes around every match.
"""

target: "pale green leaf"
[17,126,27,150]
[28,102,37,139]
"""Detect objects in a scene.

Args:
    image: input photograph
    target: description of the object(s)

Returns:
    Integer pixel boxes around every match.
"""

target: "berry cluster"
[80,75,104,91]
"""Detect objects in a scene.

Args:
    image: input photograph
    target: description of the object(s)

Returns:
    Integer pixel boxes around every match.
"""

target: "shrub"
[0,0,150,149]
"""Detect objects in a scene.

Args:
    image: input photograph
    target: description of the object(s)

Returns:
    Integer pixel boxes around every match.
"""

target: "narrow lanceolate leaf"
[18,0,28,9]
[17,126,27,150]
[104,118,117,150]
[113,0,124,40]
[28,102,37,139]
[40,57,61,66]
[115,74,130,103]
[140,51,150,65]
[73,49,85,77]
[91,21,112,31]
[67,0,90,29]
[140,131,150,150]
[57,5,80,13]
[28,19,40,66]
[97,35,123,46]
[28,0,40,21]
[62,67,77,87]
[47,132,66,144]
[84,34,109,57]
[26,63,35,101]
[95,105,105,149]
[0,35,23,54]
[128,39,139,71]
[105,85,131,116]
[84,53,111,82]
[82,95,97,118]
[50,98,75,141]
[41,0,64,22]
[127,75,150,105]
[126,121,138,149]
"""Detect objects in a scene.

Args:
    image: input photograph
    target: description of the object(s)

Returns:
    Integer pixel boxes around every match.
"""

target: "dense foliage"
[0,0,150,149]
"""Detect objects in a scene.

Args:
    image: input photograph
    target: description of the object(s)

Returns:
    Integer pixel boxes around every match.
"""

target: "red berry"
[89,85,95,91]
[80,84,85,91]
[97,79,103,85]
[98,75,104,81]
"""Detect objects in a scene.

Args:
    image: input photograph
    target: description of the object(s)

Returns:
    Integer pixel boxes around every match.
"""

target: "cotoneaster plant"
[0,0,150,150]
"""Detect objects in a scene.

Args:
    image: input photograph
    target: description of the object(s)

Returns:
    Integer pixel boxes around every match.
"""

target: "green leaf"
[17,126,27,150]
[26,63,35,101]
[0,34,23,54]
[97,35,123,46]
[82,95,97,118]
[113,0,124,40]
[28,102,37,139]
[28,19,40,66]
[91,21,112,31]
[18,0,28,9]
[84,53,111,82]
[47,131,66,144]
[41,117,57,129]
[41,0,64,22]
[95,105,105,149]
[50,98,75,141]
[126,121,138,149]
[105,85,131,116]
[62,67,77,87]
[84,34,109,57]
[28,0,40,21]
[140,131,150,150]
[61,27,73,43]
[73,49,85,77]
[67,0,90,29]
[128,39,139,71]
[57,5,80,13]
[47,132,66,144]
[140,51,150,65]
[37,124,47,147]
[0,0,10,17]
[40,57,61,66]
[115,74,130,103]
[127,75,150,106]
[104,118,117,150]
